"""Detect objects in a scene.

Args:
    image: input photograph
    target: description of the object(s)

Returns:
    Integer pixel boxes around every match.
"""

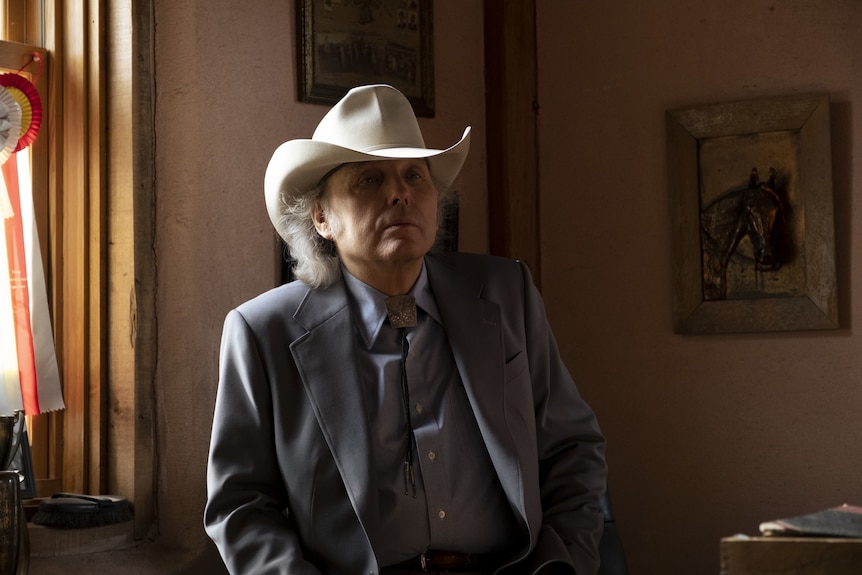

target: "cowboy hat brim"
[264,126,471,235]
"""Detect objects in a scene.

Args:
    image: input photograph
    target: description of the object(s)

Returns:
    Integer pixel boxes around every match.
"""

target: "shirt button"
[427,451,436,461]
[415,403,423,414]
[438,509,446,520]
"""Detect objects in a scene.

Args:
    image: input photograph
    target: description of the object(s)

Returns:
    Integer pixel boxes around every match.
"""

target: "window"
[1,0,156,540]
[1,0,106,499]
[0,2,59,496]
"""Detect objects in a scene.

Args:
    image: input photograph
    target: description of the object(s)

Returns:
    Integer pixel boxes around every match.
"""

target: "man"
[205,84,607,574]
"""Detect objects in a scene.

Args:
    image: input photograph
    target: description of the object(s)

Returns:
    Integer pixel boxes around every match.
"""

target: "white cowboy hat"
[264,84,471,237]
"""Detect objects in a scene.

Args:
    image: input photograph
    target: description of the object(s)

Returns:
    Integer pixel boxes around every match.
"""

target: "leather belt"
[393,550,499,572]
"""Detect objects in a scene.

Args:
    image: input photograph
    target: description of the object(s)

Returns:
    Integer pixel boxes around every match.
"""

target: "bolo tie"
[384,294,418,497]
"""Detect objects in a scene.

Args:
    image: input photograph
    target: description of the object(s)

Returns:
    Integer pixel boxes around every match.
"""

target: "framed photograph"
[297,0,435,117]
[667,94,838,334]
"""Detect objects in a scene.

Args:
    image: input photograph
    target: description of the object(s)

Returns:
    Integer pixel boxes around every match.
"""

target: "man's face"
[313,158,439,281]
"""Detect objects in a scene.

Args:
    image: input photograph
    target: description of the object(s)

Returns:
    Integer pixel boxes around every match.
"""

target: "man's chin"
[378,242,433,265]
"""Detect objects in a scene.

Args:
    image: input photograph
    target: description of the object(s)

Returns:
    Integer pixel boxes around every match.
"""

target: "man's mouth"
[386,219,416,229]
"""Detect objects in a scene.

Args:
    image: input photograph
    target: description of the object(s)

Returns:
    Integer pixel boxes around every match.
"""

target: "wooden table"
[720,535,862,575]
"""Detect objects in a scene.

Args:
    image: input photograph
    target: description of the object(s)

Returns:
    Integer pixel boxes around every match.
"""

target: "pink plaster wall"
[537,1,862,574]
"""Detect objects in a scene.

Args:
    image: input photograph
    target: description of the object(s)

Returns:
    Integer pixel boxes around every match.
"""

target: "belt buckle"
[419,552,428,572]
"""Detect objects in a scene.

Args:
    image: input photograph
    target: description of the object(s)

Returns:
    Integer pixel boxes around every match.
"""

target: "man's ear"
[311,202,331,239]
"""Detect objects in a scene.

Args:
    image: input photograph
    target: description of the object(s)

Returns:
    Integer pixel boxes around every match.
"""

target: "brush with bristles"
[31,493,133,529]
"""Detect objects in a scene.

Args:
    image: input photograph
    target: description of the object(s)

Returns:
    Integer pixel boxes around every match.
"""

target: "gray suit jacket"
[205,252,607,575]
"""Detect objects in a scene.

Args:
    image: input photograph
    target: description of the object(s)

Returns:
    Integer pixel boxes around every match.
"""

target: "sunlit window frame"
[1,0,156,542]
[0,39,56,496]
[0,0,65,499]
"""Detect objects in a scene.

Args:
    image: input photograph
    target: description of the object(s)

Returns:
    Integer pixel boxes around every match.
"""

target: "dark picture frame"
[667,94,838,334]
[297,0,435,117]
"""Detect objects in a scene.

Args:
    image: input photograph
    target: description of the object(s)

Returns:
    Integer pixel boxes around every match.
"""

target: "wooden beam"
[87,0,107,495]
[484,0,540,286]
[128,0,156,540]
[58,0,89,495]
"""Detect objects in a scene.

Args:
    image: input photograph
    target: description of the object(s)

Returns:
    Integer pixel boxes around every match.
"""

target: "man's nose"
[388,178,410,206]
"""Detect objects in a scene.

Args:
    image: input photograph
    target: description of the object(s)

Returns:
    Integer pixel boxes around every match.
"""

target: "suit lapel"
[425,256,528,528]
[289,281,379,539]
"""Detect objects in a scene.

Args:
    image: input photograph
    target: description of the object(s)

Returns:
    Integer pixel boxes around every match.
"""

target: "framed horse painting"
[667,94,838,334]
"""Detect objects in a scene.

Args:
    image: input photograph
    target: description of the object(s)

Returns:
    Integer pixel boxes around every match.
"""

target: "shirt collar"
[342,260,441,348]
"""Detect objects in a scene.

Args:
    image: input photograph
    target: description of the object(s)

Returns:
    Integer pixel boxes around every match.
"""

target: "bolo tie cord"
[384,294,419,498]
[400,328,417,498]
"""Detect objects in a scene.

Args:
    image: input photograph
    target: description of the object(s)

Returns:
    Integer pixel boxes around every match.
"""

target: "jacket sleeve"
[204,309,322,575]
[519,260,608,575]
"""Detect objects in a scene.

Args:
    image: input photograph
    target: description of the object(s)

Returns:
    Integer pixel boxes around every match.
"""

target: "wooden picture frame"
[667,94,838,334]
[297,0,435,117]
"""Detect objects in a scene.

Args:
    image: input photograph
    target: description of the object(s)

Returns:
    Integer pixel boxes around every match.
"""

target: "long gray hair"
[276,167,457,288]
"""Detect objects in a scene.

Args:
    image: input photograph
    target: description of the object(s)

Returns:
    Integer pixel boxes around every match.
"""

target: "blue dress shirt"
[342,265,522,566]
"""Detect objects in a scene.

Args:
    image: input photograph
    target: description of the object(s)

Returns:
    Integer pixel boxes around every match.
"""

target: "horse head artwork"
[700,167,785,300]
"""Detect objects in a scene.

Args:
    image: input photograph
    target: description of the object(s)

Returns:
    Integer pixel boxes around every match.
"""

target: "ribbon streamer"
[0,147,63,415]
[0,52,63,416]
[1,157,38,413]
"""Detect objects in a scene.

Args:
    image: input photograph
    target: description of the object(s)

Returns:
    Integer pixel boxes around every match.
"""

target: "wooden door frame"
[484,0,540,288]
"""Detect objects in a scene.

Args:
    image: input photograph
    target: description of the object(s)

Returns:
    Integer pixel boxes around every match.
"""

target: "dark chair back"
[598,491,629,575]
